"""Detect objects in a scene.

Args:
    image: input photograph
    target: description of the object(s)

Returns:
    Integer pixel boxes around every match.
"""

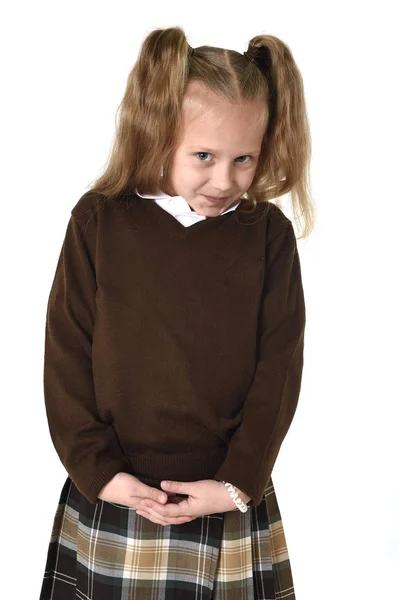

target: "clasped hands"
[98,472,251,526]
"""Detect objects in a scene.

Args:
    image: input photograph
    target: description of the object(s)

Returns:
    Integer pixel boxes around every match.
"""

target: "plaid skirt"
[39,473,296,599]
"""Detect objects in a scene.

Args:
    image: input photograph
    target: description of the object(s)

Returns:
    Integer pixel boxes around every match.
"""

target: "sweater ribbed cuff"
[81,456,133,504]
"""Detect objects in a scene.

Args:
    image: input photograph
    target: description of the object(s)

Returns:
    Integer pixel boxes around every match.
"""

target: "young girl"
[39,26,314,600]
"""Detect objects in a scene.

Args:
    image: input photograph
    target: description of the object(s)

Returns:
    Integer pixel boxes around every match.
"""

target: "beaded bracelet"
[222,481,248,513]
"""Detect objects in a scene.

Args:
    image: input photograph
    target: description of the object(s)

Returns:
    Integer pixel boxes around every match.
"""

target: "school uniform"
[39,187,306,599]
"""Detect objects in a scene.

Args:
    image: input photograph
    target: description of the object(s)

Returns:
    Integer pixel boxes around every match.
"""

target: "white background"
[1,1,398,598]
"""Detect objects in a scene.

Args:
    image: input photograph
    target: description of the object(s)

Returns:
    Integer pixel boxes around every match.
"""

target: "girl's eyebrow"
[187,147,260,155]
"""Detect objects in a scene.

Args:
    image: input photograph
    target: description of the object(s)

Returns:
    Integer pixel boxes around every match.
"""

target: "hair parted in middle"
[88,26,315,239]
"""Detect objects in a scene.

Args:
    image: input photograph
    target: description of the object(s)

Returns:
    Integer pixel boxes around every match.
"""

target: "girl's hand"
[97,473,189,524]
[136,479,251,526]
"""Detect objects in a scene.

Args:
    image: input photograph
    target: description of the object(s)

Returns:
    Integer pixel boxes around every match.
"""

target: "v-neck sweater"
[43,189,306,506]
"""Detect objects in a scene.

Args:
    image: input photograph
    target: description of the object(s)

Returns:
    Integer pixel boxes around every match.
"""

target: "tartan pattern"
[39,475,296,599]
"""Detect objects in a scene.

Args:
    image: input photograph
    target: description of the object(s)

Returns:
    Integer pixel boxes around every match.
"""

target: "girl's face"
[169,82,267,217]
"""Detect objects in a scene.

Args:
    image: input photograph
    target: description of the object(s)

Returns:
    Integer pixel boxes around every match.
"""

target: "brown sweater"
[43,190,306,507]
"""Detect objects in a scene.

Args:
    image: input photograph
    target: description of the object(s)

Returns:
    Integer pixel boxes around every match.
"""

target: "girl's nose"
[209,166,234,192]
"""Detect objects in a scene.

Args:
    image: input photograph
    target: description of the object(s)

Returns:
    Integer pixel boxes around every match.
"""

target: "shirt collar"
[134,188,241,219]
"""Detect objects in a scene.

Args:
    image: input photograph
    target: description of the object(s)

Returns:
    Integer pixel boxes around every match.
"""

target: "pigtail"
[243,36,315,238]
[90,27,192,199]
[131,28,192,192]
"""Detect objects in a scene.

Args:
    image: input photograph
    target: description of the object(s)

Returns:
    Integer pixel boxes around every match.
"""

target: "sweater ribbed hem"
[125,447,228,482]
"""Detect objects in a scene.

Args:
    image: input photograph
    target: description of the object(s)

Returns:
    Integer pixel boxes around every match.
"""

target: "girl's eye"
[195,152,252,163]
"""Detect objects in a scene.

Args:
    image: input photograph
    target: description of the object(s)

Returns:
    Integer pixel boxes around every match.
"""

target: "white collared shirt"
[135,188,240,228]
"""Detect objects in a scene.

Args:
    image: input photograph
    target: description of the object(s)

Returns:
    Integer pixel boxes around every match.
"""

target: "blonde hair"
[88,26,315,239]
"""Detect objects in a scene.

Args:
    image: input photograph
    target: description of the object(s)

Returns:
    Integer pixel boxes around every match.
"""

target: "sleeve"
[43,209,133,504]
[214,215,306,507]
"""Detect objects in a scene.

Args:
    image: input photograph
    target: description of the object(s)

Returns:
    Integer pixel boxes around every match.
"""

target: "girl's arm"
[214,207,306,507]
[43,196,132,504]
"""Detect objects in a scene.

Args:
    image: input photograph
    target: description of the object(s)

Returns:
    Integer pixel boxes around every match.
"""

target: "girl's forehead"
[178,111,266,152]
[182,98,267,135]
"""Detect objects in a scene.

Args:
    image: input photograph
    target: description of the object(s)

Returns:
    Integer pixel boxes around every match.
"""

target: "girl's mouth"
[203,195,229,204]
